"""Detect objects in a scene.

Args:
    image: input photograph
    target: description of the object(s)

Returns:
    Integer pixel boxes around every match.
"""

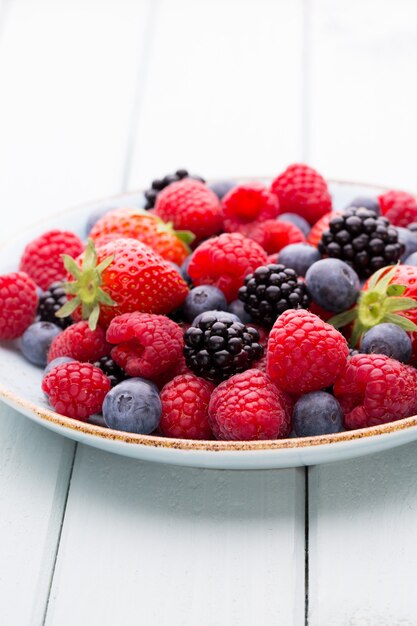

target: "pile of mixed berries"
[3,163,417,441]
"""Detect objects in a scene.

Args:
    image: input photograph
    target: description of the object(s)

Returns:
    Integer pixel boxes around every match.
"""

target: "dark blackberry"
[183,312,263,382]
[318,207,404,278]
[238,264,311,329]
[38,282,72,329]
[93,356,127,387]
[144,169,205,210]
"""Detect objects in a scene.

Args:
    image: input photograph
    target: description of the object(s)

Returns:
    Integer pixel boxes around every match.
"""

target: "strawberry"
[57,238,189,329]
[89,207,194,266]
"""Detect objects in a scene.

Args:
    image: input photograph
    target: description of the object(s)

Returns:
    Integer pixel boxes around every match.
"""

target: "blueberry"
[305,258,360,313]
[44,356,75,377]
[209,180,236,200]
[102,378,162,434]
[293,392,344,437]
[278,243,320,277]
[192,310,241,327]
[20,322,62,366]
[361,323,412,364]
[396,226,417,261]
[405,251,417,266]
[345,196,380,215]
[277,213,311,237]
[228,299,253,324]
[180,255,193,285]
[183,285,228,323]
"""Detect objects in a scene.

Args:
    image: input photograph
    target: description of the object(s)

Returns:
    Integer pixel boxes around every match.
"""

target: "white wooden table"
[1,1,417,624]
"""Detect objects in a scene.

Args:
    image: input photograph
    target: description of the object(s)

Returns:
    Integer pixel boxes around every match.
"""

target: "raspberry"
[267,309,349,394]
[188,233,268,302]
[221,183,279,236]
[19,230,84,290]
[152,353,192,389]
[208,369,291,440]
[333,353,417,429]
[249,220,305,254]
[106,312,184,378]
[154,179,222,241]
[0,272,38,340]
[160,374,215,439]
[47,321,110,363]
[271,164,332,225]
[379,190,417,227]
[42,361,110,421]
[307,212,338,247]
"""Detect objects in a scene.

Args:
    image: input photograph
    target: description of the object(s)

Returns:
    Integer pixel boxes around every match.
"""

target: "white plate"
[2,180,417,470]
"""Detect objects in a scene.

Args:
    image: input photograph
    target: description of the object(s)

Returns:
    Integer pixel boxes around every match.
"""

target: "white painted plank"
[45,446,305,626]
[308,0,417,190]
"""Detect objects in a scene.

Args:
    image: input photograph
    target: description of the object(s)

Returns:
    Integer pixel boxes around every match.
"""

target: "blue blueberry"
[277,213,310,237]
[396,226,417,261]
[20,322,62,367]
[360,323,412,364]
[293,392,344,437]
[404,251,417,266]
[228,299,253,324]
[180,255,193,285]
[344,196,380,215]
[209,180,236,200]
[183,285,228,323]
[305,258,360,313]
[192,310,241,327]
[278,243,320,277]
[44,356,75,377]
[102,378,162,434]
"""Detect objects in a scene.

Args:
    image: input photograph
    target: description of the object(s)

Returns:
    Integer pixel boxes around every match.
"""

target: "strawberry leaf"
[328,308,358,328]
[384,297,417,313]
[383,313,417,332]
[387,284,406,297]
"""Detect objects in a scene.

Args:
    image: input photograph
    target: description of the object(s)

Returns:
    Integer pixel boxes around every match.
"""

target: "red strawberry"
[221,183,279,236]
[19,230,84,290]
[379,190,417,227]
[271,164,332,225]
[248,219,305,254]
[0,272,38,340]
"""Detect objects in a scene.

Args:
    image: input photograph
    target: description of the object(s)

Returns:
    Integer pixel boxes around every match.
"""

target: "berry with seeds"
[154,179,222,242]
[47,320,109,363]
[360,323,412,364]
[221,183,279,236]
[44,356,74,377]
[188,232,268,302]
[19,230,84,290]
[144,169,204,210]
[38,281,72,329]
[267,309,349,394]
[318,207,403,278]
[93,355,128,387]
[107,312,184,378]
[278,243,320,277]
[271,163,332,225]
[184,312,263,382]
[208,369,291,440]
[334,353,416,429]
[238,264,311,328]
[183,285,228,323]
[0,272,38,340]
[228,299,253,324]
[344,196,380,215]
[102,378,162,434]
[249,219,305,254]
[160,374,215,439]
[42,361,111,420]
[277,213,311,237]
[293,391,344,437]
[305,258,360,313]
[379,190,417,227]
[307,211,339,247]
[21,321,62,366]
[210,180,236,200]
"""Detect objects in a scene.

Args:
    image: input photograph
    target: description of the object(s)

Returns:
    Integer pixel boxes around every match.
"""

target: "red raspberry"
[0,272,38,340]
[307,211,338,247]
[334,354,416,430]
[19,230,84,290]
[106,312,184,378]
[42,361,110,421]
[188,233,268,302]
[152,353,192,389]
[221,183,279,236]
[267,309,349,394]
[208,369,291,440]
[154,179,222,242]
[160,374,215,439]
[271,164,332,225]
[47,321,110,363]
[379,190,417,227]
[249,219,305,254]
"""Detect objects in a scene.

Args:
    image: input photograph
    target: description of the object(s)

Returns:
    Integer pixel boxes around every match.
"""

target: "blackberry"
[183,312,263,382]
[238,264,311,329]
[93,356,128,387]
[144,169,205,210]
[38,282,72,329]
[318,207,403,278]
